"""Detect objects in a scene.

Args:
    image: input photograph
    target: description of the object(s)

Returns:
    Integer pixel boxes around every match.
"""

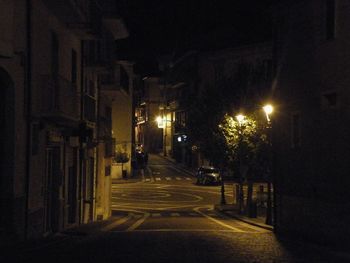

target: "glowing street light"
[235,114,245,124]
[156,115,164,128]
[155,114,170,156]
[263,104,273,123]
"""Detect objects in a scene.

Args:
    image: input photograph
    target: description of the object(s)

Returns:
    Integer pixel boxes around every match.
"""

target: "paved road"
[3,154,350,262]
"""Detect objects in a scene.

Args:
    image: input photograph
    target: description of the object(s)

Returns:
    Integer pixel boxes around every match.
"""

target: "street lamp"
[236,114,245,214]
[155,114,169,156]
[263,104,273,124]
[263,104,273,225]
[236,114,245,124]
[156,116,163,128]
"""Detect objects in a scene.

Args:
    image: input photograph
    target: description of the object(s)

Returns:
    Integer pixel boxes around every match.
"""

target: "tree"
[219,113,269,215]
[114,148,130,178]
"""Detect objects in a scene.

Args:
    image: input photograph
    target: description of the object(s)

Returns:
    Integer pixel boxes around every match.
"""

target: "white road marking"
[185,177,191,180]
[170,213,180,217]
[155,177,161,181]
[156,185,170,189]
[126,212,150,232]
[165,177,171,180]
[102,215,131,231]
[112,204,197,210]
[145,178,151,182]
[194,207,244,232]
[151,213,161,217]
[175,177,181,180]
[111,229,264,233]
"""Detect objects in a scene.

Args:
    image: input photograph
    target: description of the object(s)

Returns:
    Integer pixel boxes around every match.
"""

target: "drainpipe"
[24,0,32,240]
[94,78,101,221]
[79,40,84,224]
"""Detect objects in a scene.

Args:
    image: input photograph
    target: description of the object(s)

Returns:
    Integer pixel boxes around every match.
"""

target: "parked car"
[196,166,221,185]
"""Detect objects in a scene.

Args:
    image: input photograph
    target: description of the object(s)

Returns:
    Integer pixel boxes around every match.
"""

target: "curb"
[112,178,141,184]
[214,204,274,231]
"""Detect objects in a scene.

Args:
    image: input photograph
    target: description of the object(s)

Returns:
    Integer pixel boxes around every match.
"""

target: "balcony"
[44,0,102,39]
[99,71,120,96]
[40,75,79,126]
[83,40,111,72]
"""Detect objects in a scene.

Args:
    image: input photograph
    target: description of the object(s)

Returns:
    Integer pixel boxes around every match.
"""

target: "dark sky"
[115,0,274,74]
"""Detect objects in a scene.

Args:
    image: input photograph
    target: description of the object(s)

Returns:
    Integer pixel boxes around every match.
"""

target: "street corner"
[214,203,239,213]
[213,203,274,231]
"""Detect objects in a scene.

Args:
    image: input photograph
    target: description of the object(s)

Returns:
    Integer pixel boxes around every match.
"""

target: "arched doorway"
[0,67,15,234]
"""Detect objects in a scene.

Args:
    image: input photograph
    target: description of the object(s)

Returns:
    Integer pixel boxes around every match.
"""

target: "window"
[322,91,338,109]
[105,138,115,158]
[291,113,301,149]
[51,31,59,75]
[88,80,95,97]
[326,0,336,40]
[105,166,111,176]
[120,66,129,93]
[105,106,112,120]
[71,49,77,84]
[31,123,39,155]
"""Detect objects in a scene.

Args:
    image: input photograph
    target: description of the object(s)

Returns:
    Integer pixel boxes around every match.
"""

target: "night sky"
[115,0,275,74]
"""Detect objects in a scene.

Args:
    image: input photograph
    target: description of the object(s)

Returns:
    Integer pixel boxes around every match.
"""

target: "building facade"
[272,0,350,243]
[0,0,128,243]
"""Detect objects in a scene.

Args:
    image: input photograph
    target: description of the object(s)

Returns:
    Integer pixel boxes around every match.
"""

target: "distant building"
[135,76,164,155]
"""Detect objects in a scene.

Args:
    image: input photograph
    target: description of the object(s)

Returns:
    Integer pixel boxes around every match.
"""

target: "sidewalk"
[111,168,146,184]
[214,203,273,231]
[0,217,117,260]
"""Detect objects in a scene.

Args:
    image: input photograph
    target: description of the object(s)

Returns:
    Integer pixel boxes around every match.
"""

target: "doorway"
[0,67,15,232]
[43,147,61,233]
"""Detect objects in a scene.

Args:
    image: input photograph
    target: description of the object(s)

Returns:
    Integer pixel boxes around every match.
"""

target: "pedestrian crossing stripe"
[146,212,218,218]
[151,213,161,217]
[142,177,193,182]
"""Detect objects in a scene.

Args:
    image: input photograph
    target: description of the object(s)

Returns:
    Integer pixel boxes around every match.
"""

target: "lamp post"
[220,175,227,205]
[263,104,273,225]
[156,114,169,157]
[236,114,245,214]
[163,111,168,156]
